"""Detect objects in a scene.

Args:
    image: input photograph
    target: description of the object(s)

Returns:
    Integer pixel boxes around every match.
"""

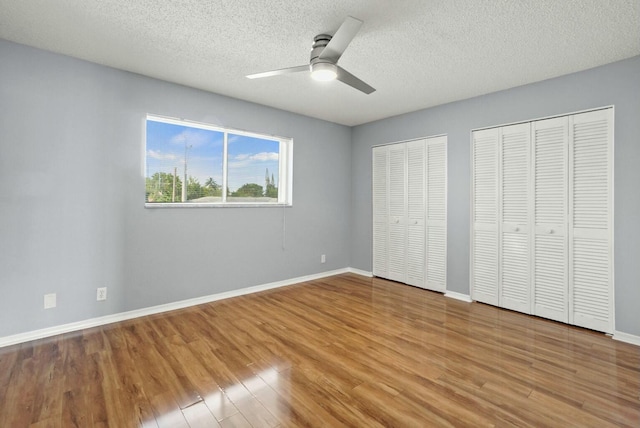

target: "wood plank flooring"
[1,273,638,427]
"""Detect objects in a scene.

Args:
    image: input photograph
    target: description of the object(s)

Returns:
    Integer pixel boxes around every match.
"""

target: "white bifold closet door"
[406,140,426,286]
[472,123,531,311]
[471,108,613,333]
[532,116,568,323]
[372,136,447,292]
[471,128,500,305]
[426,137,447,291]
[499,123,531,313]
[387,143,407,283]
[569,109,613,333]
[372,147,389,279]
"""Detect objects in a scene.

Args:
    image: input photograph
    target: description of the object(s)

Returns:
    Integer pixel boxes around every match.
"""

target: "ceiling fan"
[246,16,375,94]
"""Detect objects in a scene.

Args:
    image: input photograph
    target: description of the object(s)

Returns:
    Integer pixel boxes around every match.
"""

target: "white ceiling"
[1,1,639,126]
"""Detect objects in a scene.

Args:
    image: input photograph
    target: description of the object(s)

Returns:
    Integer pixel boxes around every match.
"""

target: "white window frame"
[144,114,293,208]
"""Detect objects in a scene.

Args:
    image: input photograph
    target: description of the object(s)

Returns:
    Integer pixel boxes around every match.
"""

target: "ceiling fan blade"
[336,66,375,94]
[318,16,363,63]
[246,65,309,79]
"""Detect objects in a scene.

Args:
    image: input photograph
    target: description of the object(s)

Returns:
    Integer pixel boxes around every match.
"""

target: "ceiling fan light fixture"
[247,16,374,93]
[311,62,337,81]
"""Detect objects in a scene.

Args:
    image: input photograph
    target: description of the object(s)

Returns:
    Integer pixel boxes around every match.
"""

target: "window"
[145,115,292,206]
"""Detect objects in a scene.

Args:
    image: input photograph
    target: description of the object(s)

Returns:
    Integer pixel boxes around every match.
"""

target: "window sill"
[144,202,292,208]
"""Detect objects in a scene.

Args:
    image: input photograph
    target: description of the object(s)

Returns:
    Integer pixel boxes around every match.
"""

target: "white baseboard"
[0,268,351,348]
[613,331,640,347]
[444,291,473,303]
[347,267,373,277]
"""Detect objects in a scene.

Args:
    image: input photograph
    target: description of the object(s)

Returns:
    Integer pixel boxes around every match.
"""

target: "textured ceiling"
[1,0,639,126]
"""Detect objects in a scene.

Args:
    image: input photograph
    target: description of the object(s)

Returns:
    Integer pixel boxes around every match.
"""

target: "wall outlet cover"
[44,293,56,309]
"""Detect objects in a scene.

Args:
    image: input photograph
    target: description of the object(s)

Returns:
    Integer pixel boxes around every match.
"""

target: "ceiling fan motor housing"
[310,34,333,66]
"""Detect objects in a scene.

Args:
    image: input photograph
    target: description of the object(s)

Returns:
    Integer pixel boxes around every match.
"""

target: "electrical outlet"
[321,254,326,264]
[97,287,107,301]
[44,293,56,309]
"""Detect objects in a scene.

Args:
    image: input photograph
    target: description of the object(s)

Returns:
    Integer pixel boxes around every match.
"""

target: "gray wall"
[0,40,352,338]
[351,55,640,336]
[2,38,638,340]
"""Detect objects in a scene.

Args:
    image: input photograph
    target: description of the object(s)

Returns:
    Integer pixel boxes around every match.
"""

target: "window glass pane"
[146,119,224,203]
[227,133,280,203]
[145,115,291,206]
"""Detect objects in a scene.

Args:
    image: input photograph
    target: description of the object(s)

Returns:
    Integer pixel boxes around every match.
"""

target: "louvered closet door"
[472,128,500,305]
[372,146,389,278]
[387,143,407,282]
[569,109,613,333]
[426,136,447,292]
[532,117,568,323]
[499,124,531,313]
[406,140,426,287]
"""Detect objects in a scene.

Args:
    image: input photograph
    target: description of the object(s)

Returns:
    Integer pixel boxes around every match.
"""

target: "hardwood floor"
[1,273,638,427]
